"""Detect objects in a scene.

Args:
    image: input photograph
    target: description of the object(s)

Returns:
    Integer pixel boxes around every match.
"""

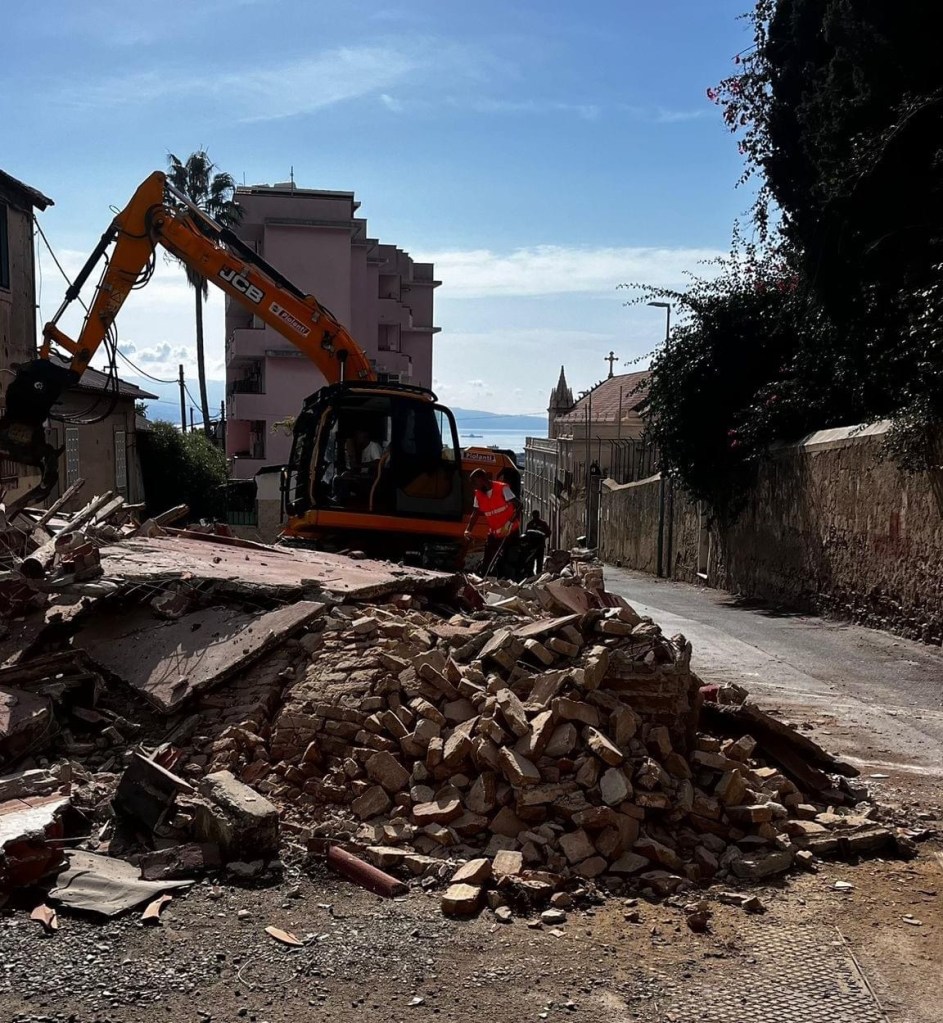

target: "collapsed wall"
[1,522,917,918]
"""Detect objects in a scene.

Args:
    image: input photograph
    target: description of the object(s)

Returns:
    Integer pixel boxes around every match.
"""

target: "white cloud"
[135,342,191,363]
[461,98,600,121]
[415,244,722,299]
[59,45,425,122]
[36,246,225,383]
[621,104,714,125]
[379,93,405,113]
[653,107,713,124]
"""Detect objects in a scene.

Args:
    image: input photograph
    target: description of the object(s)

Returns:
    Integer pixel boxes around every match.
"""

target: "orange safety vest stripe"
[474,484,518,533]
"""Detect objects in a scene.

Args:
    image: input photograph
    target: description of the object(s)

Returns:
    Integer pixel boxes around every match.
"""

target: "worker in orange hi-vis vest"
[464,468,522,576]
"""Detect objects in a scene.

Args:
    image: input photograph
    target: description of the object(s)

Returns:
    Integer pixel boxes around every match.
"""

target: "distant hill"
[129,378,226,426]
[450,407,546,432]
[130,379,546,436]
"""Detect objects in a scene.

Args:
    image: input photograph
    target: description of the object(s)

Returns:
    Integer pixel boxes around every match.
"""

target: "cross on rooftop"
[605,351,619,378]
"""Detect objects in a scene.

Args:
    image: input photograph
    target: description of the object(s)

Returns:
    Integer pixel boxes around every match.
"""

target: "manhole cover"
[658,923,887,1023]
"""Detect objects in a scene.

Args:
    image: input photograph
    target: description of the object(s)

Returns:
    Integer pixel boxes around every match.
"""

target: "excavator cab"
[283,381,466,562]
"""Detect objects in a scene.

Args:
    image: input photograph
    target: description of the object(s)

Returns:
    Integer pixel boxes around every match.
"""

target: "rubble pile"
[188,563,913,916]
[0,486,156,616]
[0,496,924,924]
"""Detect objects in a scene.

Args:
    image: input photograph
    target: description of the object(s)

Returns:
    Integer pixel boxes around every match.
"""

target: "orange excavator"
[0,172,517,568]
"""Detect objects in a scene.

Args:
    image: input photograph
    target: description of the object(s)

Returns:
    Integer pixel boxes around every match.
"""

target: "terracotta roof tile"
[555,371,650,425]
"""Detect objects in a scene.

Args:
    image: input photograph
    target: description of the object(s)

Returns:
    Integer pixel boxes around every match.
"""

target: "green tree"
[139,420,229,521]
[622,242,851,514]
[712,1,943,430]
[166,150,242,437]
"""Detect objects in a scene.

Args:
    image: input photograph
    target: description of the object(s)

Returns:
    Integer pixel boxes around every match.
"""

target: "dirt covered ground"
[1,836,941,1023]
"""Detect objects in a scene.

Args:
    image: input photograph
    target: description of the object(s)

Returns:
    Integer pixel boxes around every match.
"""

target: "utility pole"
[178,365,187,433]
[190,408,195,433]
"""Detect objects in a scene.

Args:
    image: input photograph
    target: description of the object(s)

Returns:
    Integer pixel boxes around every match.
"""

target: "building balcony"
[227,392,271,421]
[378,297,412,328]
[227,326,269,363]
[375,350,412,379]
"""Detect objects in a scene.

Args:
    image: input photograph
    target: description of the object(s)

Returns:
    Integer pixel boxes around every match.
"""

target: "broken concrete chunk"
[366,751,411,793]
[0,768,64,803]
[523,639,555,666]
[583,727,624,766]
[113,753,193,833]
[600,767,631,807]
[492,849,524,877]
[451,857,492,885]
[609,852,649,875]
[552,697,600,728]
[498,748,541,787]
[465,772,498,815]
[0,687,55,764]
[715,770,748,806]
[575,855,607,878]
[514,709,556,760]
[731,849,794,879]
[489,806,527,837]
[194,771,279,859]
[558,829,595,865]
[525,671,568,710]
[544,723,578,757]
[727,804,774,824]
[495,689,530,738]
[412,796,463,825]
[441,883,482,916]
[351,785,393,820]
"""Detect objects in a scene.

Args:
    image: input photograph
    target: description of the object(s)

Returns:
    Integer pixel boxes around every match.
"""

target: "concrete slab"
[97,535,458,602]
[0,686,53,767]
[78,600,324,714]
[0,792,70,888]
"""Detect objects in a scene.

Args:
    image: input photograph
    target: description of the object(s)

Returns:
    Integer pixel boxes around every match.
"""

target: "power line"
[115,347,178,385]
[34,216,86,311]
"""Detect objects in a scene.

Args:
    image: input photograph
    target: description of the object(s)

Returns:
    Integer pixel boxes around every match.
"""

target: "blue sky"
[3,0,753,416]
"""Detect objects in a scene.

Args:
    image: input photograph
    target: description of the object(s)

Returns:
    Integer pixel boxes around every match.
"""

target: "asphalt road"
[605,567,943,799]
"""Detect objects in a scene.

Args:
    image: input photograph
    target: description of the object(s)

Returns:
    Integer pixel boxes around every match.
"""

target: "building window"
[0,203,10,291]
[249,420,265,460]
[378,324,401,352]
[114,429,127,496]
[65,426,80,485]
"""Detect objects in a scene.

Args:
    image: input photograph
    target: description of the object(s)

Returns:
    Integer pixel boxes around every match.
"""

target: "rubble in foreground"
[0,499,929,924]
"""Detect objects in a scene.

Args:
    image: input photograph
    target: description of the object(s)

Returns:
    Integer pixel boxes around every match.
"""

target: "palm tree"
[166,151,242,438]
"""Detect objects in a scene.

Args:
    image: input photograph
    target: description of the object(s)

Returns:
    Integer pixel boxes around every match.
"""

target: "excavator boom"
[0,171,519,571]
[0,171,373,505]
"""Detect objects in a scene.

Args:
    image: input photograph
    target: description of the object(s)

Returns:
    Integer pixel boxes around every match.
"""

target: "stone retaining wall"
[592,422,943,644]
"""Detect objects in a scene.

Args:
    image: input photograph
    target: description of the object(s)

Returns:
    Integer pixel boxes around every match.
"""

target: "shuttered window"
[0,203,10,290]
[114,429,127,496]
[65,427,80,485]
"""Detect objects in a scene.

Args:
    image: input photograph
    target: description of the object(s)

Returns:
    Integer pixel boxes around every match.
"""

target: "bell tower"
[547,366,574,439]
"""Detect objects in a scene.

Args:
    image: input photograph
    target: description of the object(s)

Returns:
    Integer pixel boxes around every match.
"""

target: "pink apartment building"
[225,182,440,478]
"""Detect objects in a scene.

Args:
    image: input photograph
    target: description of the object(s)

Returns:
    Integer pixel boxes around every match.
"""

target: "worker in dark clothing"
[522,509,551,575]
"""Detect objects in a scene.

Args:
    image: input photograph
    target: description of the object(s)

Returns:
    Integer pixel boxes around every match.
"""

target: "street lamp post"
[647,301,671,577]
[648,301,671,346]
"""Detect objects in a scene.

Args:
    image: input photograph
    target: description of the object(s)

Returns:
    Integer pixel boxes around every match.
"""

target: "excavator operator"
[464,468,522,576]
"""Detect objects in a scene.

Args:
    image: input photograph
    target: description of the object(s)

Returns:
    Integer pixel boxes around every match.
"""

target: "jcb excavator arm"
[0,171,374,503]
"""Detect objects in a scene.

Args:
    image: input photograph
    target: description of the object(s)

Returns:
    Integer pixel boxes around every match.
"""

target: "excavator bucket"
[0,359,78,512]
